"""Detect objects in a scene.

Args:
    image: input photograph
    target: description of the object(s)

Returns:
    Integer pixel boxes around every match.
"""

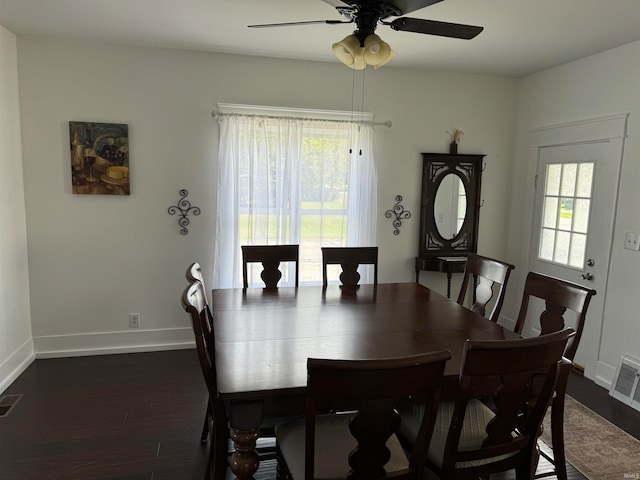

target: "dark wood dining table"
[211,282,520,480]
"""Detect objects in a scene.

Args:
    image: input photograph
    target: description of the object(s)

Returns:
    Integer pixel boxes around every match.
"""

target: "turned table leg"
[229,428,260,480]
[227,400,264,480]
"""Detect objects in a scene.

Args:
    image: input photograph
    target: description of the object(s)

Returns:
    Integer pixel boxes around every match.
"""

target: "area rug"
[541,395,640,479]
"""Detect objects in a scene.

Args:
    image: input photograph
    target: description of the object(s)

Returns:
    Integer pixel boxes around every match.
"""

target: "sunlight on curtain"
[213,111,377,288]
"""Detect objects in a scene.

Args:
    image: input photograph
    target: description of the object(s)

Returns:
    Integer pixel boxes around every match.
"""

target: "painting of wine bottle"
[69,121,130,195]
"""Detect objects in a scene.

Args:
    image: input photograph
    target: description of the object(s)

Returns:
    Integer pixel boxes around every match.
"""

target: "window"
[213,105,377,288]
[538,162,594,268]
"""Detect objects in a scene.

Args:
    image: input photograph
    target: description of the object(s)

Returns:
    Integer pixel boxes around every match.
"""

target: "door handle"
[581,272,594,281]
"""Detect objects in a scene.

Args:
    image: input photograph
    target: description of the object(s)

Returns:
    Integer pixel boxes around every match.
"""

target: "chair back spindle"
[456,254,515,323]
[242,245,300,288]
[321,246,378,288]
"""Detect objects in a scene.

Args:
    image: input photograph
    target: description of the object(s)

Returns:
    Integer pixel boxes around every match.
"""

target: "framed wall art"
[69,121,130,195]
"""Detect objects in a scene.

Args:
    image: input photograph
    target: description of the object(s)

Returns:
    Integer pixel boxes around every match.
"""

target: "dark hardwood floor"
[0,349,638,479]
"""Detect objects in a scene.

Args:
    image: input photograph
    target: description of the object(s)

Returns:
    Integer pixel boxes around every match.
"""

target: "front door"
[527,116,626,379]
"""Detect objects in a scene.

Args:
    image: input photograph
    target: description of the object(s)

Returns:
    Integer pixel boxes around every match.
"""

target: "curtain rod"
[211,110,392,128]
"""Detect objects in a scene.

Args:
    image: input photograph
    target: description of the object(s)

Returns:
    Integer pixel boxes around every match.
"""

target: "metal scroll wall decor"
[168,189,200,235]
[385,195,411,235]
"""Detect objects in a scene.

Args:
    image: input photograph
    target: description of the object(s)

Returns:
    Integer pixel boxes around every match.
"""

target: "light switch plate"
[624,232,640,251]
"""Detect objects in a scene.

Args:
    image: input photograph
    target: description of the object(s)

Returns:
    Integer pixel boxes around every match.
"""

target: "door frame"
[524,113,628,380]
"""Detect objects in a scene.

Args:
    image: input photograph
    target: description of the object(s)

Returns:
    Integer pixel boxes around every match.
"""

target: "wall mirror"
[415,152,484,288]
[434,173,467,239]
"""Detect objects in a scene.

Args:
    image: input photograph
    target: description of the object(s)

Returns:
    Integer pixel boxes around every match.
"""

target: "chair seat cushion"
[275,413,409,479]
[399,399,516,469]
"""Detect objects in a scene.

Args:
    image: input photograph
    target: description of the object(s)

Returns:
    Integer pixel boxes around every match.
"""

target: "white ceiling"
[1,0,639,77]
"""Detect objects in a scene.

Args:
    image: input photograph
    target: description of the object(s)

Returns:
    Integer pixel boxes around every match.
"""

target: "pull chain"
[348,67,366,156]
[349,67,356,154]
[358,68,366,156]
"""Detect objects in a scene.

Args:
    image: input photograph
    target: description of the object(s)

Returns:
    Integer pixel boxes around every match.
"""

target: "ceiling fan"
[248,0,484,69]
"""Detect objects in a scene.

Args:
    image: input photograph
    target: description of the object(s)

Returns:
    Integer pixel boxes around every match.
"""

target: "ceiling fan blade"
[387,0,445,15]
[321,0,444,15]
[320,0,351,7]
[248,19,351,28]
[390,17,483,39]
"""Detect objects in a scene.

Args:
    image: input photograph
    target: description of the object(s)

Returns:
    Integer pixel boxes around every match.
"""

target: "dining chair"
[241,245,299,288]
[182,280,278,479]
[513,272,596,480]
[181,280,229,480]
[275,350,452,480]
[185,262,215,443]
[321,246,378,287]
[398,328,575,480]
[456,253,515,323]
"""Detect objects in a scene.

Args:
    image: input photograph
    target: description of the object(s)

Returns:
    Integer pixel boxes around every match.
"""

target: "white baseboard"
[33,328,195,358]
[594,360,616,390]
[0,338,35,395]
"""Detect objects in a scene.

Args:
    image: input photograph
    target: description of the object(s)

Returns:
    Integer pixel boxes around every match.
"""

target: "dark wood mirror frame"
[415,152,484,295]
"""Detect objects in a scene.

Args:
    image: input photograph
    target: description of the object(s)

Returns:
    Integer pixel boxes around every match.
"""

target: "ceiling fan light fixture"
[332,34,363,68]
[372,48,396,69]
[333,33,395,69]
[363,34,395,68]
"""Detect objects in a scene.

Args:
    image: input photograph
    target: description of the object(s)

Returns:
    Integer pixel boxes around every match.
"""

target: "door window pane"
[577,163,594,197]
[554,230,570,264]
[542,197,558,228]
[539,228,555,261]
[569,234,587,268]
[573,199,591,233]
[560,163,577,196]
[558,198,573,231]
[545,164,562,196]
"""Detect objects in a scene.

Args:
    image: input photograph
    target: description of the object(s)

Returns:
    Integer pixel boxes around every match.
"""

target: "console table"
[415,255,467,298]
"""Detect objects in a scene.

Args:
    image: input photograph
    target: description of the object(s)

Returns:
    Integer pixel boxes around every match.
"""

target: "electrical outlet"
[129,313,141,328]
[624,232,640,251]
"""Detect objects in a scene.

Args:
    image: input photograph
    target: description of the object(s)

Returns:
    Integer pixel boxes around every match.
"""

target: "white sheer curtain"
[213,109,377,288]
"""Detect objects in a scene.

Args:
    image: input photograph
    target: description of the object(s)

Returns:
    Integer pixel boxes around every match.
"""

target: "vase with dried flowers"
[448,129,463,154]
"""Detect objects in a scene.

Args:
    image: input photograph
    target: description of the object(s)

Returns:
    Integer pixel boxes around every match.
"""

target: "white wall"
[0,26,34,392]
[505,40,640,388]
[13,37,518,357]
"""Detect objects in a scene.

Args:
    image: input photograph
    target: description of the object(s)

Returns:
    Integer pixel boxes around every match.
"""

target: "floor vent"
[609,355,640,413]
[0,394,23,418]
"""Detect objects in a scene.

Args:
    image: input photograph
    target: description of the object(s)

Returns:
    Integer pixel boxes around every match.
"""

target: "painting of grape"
[69,121,130,195]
